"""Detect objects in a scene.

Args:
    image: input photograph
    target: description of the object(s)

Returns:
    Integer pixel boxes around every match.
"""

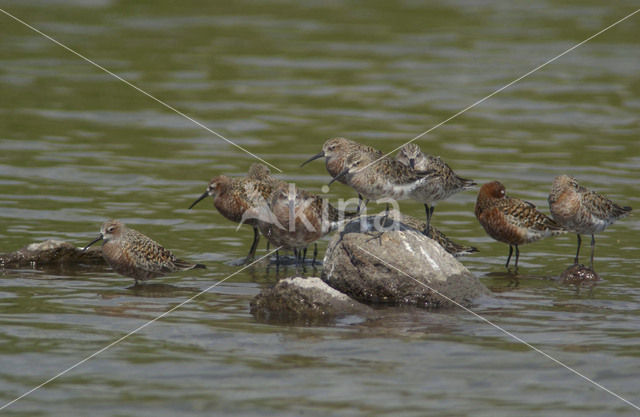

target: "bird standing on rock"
[396,143,476,234]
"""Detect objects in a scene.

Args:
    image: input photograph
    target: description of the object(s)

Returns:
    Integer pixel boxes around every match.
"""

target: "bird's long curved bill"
[328,167,349,186]
[82,234,103,252]
[300,151,325,167]
[188,191,209,210]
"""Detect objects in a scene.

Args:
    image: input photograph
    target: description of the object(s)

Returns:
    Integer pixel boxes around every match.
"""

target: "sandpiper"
[329,151,437,233]
[249,182,354,265]
[301,137,384,183]
[83,219,205,283]
[301,137,383,211]
[475,181,565,269]
[189,164,278,264]
[396,143,476,232]
[548,175,632,267]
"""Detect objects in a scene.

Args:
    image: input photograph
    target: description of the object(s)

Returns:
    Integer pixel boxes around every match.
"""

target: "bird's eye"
[107,226,115,233]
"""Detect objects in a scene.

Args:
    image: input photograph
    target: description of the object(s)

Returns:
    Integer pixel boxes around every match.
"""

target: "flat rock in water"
[251,276,373,324]
[0,240,105,269]
[322,217,490,308]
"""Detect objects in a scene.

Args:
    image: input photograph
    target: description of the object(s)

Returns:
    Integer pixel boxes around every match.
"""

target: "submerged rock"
[0,240,105,269]
[322,215,490,308]
[559,264,600,285]
[251,276,372,324]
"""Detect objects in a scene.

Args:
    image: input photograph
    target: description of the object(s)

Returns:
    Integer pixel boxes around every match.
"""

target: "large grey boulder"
[1,240,105,269]
[251,276,373,324]
[322,216,490,308]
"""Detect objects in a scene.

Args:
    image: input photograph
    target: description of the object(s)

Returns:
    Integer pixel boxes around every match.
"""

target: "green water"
[1,1,639,416]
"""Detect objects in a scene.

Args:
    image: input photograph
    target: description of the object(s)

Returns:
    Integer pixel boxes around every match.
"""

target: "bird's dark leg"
[514,245,520,270]
[505,245,513,268]
[423,204,433,237]
[574,234,581,265]
[293,248,299,266]
[589,234,596,269]
[356,194,363,215]
[243,226,260,264]
[312,243,318,266]
[302,247,307,264]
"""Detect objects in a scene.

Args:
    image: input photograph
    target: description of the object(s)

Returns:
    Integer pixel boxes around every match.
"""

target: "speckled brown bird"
[83,219,205,283]
[329,151,438,234]
[475,181,565,269]
[250,182,354,265]
[548,175,632,267]
[301,137,384,211]
[396,143,476,233]
[301,137,384,184]
[189,163,280,264]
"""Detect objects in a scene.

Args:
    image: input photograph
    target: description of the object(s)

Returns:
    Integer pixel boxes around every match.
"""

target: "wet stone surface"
[321,216,490,309]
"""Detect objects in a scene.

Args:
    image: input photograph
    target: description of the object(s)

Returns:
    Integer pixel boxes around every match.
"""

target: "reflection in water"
[125,282,201,297]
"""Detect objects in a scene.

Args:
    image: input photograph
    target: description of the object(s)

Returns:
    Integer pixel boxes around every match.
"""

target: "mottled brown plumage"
[396,143,476,234]
[83,220,204,283]
[329,150,439,235]
[189,163,280,263]
[548,175,632,266]
[475,181,565,269]
[301,137,383,185]
[250,183,355,263]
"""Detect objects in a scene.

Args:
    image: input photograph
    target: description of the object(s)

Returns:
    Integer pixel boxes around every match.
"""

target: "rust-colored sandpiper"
[396,143,476,231]
[475,181,565,269]
[548,175,632,267]
[83,219,205,283]
[189,163,280,264]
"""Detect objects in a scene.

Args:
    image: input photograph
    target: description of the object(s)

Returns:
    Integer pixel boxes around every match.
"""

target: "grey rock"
[1,240,105,269]
[322,216,490,308]
[251,276,372,324]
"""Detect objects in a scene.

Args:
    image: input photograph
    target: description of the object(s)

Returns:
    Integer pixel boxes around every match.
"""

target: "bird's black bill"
[188,191,209,210]
[328,168,349,186]
[83,234,103,252]
[300,151,325,167]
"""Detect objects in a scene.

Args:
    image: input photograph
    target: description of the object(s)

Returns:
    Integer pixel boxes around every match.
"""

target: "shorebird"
[548,175,632,267]
[248,182,354,265]
[189,164,279,264]
[83,219,205,283]
[475,181,565,269]
[396,143,476,232]
[301,137,383,211]
[328,151,437,234]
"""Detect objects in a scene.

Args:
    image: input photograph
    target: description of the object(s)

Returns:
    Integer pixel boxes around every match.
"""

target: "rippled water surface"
[1,1,639,416]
